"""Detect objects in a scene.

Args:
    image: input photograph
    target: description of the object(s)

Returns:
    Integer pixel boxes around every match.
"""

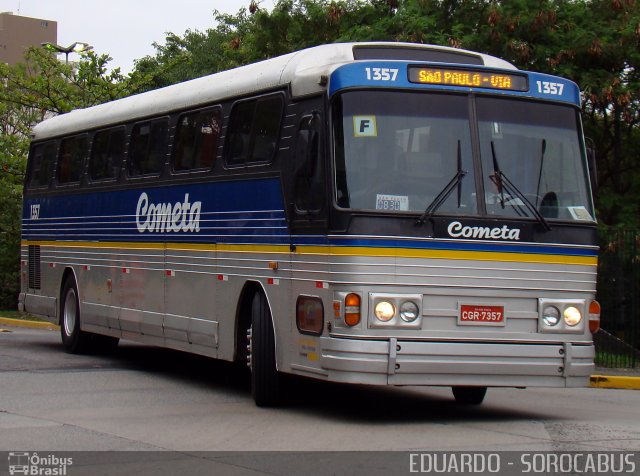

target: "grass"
[0,310,46,322]
[595,351,640,369]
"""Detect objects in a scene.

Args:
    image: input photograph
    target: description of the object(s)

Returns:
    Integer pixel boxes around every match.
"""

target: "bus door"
[289,111,330,363]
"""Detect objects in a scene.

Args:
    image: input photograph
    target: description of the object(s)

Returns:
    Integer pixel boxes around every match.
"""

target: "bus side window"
[89,128,125,181]
[294,112,324,213]
[27,142,57,188]
[224,95,283,167]
[128,119,168,177]
[172,107,222,172]
[57,135,88,185]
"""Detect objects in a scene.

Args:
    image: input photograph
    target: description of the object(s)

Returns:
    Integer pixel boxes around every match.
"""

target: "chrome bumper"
[320,337,594,388]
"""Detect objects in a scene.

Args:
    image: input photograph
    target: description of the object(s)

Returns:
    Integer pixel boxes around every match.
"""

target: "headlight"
[400,301,419,322]
[374,301,395,322]
[563,306,582,326]
[368,293,422,329]
[542,306,560,326]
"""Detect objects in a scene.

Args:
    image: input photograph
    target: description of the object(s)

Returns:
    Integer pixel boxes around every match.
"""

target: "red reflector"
[296,296,324,335]
[588,300,601,334]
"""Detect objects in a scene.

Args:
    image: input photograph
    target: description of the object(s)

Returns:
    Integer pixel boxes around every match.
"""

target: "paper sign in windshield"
[376,194,408,211]
[353,115,377,137]
[568,206,593,221]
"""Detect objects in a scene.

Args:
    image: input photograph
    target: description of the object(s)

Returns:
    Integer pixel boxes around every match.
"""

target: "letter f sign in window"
[353,116,377,137]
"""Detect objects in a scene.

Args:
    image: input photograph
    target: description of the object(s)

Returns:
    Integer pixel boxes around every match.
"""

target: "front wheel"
[452,386,487,405]
[60,277,91,354]
[250,292,281,407]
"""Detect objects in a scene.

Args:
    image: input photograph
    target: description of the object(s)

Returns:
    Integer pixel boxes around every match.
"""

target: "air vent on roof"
[353,46,484,65]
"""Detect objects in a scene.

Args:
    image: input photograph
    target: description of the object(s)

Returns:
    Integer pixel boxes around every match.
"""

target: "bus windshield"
[333,91,594,222]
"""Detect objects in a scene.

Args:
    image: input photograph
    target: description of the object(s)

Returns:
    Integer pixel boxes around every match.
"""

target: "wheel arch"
[58,267,79,325]
[234,280,275,364]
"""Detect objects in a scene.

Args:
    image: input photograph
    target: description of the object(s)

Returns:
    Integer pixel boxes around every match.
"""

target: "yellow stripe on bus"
[22,240,597,266]
[296,245,597,266]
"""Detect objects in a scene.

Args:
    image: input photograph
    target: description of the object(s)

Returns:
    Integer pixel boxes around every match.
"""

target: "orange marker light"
[344,293,361,327]
[333,300,341,318]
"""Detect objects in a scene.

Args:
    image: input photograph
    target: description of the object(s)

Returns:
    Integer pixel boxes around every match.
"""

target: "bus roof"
[32,42,516,140]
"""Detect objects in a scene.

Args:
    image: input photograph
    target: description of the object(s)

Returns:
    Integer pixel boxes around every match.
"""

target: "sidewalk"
[1,315,639,390]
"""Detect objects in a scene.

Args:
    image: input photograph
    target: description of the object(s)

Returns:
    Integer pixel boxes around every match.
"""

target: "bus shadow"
[280,377,550,424]
[29,338,251,397]
[110,341,550,424]
[113,342,253,395]
[36,338,553,423]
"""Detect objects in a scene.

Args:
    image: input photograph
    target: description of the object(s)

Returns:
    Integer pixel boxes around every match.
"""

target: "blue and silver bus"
[20,42,600,406]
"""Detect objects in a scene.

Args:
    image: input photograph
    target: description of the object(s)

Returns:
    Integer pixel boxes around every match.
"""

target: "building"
[0,12,57,65]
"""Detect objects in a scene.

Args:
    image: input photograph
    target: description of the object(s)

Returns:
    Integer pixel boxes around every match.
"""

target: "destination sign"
[408,66,528,91]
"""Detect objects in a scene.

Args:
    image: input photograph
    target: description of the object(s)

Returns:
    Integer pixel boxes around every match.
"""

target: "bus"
[20,42,600,407]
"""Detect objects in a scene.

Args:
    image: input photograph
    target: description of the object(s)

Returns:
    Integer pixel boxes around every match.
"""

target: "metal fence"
[596,229,640,368]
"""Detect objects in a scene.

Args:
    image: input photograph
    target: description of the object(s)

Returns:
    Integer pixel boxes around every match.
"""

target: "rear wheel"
[250,292,281,407]
[60,277,90,354]
[60,276,119,354]
[452,386,487,405]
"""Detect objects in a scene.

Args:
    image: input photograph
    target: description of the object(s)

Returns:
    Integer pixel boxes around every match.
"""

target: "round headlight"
[400,301,419,322]
[542,306,560,326]
[374,301,395,322]
[563,306,582,326]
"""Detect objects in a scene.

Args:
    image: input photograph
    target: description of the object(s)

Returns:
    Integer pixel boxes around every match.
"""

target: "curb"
[590,374,640,390]
[0,316,59,331]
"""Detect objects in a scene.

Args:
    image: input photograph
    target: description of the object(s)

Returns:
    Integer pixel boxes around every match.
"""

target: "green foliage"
[0,47,150,309]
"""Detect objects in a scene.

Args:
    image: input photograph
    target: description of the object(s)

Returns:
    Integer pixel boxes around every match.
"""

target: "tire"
[250,292,281,407]
[60,277,91,354]
[452,386,487,405]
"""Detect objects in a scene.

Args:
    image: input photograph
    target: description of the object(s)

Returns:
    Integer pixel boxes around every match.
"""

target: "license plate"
[459,304,505,326]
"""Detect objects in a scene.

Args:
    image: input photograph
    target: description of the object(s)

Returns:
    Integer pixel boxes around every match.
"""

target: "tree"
[0,47,148,309]
[470,0,640,227]
[0,101,32,309]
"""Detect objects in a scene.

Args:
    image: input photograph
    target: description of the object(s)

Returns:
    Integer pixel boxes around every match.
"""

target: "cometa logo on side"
[136,192,202,233]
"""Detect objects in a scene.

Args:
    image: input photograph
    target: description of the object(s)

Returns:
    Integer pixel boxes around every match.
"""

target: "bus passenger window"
[28,142,56,188]
[57,135,88,184]
[225,95,283,167]
[172,108,222,172]
[89,128,125,181]
[128,120,168,176]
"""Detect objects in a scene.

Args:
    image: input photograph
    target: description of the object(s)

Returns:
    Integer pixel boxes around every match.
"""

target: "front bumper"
[320,336,594,388]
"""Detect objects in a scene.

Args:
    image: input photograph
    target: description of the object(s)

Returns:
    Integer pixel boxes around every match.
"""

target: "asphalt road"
[1,327,639,474]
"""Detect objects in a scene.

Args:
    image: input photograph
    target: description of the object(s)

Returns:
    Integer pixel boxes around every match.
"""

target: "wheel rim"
[63,288,77,336]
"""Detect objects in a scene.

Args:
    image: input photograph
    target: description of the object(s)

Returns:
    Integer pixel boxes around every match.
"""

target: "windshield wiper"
[417,141,467,226]
[490,141,552,231]
[535,139,547,208]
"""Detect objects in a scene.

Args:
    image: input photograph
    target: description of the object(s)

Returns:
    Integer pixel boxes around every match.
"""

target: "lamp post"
[41,42,93,64]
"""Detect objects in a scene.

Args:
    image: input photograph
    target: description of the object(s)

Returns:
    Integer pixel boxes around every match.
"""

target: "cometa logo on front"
[447,221,521,241]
